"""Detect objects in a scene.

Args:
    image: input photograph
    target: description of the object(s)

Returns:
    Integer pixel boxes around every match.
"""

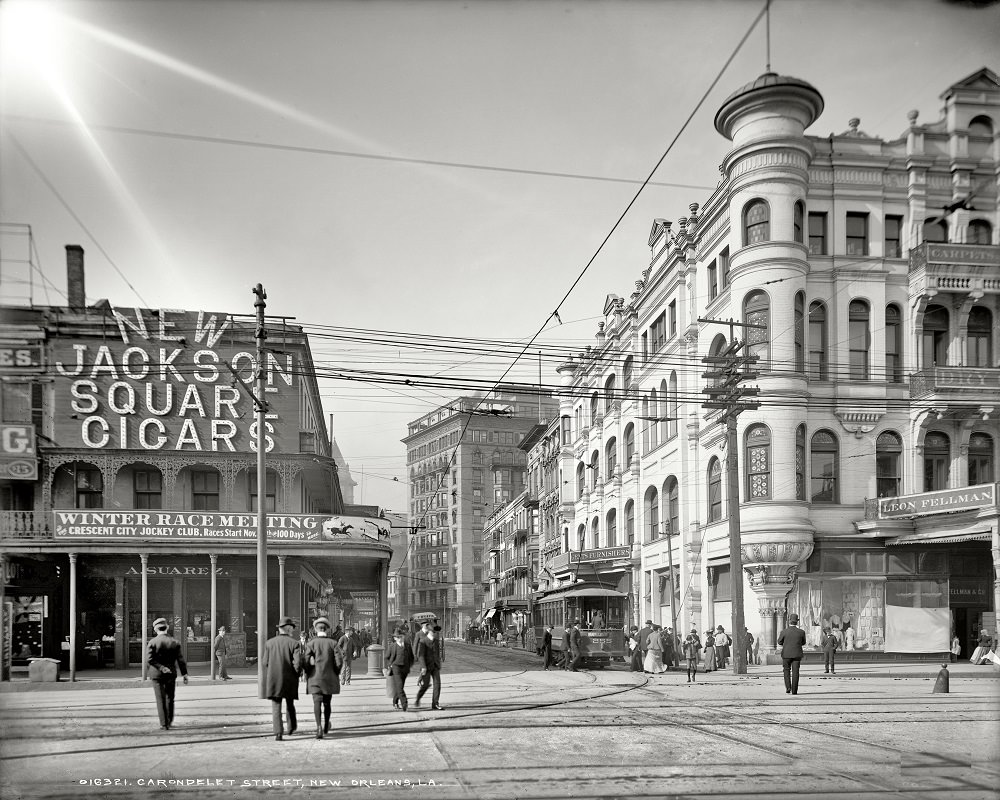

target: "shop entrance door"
[953,607,988,661]
[10,595,45,669]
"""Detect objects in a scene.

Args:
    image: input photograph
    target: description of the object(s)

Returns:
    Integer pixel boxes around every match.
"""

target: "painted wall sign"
[571,547,632,563]
[0,424,37,480]
[51,308,302,453]
[878,484,996,519]
[53,510,392,544]
[0,343,44,373]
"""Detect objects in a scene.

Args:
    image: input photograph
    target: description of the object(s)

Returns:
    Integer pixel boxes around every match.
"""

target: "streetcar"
[531,587,627,668]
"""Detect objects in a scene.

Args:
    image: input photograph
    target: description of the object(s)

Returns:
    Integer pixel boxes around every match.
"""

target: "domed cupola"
[714,72,824,145]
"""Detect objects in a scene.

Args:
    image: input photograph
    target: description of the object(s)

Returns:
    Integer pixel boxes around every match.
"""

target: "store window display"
[789,578,885,651]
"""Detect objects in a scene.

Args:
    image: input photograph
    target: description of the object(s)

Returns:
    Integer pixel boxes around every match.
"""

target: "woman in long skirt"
[643,627,667,674]
[702,630,716,673]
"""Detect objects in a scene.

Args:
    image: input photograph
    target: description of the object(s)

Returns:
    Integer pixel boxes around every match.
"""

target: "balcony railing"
[0,511,52,540]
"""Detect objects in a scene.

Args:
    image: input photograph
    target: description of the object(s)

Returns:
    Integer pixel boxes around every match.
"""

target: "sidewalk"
[2,640,997,691]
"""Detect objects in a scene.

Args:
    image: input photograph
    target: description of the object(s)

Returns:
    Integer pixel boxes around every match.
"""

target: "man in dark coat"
[561,622,572,670]
[541,625,554,670]
[383,629,415,710]
[337,626,360,686]
[146,618,188,730]
[637,620,654,665]
[568,620,583,672]
[303,617,343,739]
[214,626,231,681]
[777,613,807,694]
[414,625,444,710]
[263,616,302,740]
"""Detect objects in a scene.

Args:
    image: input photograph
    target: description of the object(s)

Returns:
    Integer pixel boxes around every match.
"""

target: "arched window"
[664,476,679,536]
[967,306,993,367]
[746,424,771,500]
[968,219,992,245]
[658,379,669,443]
[623,356,634,390]
[794,292,805,373]
[968,115,994,137]
[591,516,600,549]
[134,467,164,510]
[590,450,600,489]
[707,457,722,521]
[641,396,651,453]
[744,291,770,365]
[623,423,636,466]
[848,300,871,380]
[808,301,828,380]
[604,374,617,411]
[65,462,103,508]
[876,431,903,498]
[561,415,571,445]
[969,432,994,487]
[923,431,950,492]
[624,500,635,546]
[606,437,617,477]
[576,463,586,500]
[922,219,948,243]
[743,199,770,245]
[606,508,618,547]
[885,304,903,383]
[794,201,804,243]
[668,372,678,439]
[796,425,806,501]
[590,392,600,425]
[810,430,839,503]
[577,524,586,552]
[644,487,660,543]
[648,389,659,450]
[922,304,949,367]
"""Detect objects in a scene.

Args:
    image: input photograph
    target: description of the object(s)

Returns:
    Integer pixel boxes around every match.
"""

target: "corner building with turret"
[549,68,999,662]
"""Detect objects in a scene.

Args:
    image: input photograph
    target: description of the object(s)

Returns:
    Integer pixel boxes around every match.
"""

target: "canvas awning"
[886,531,992,546]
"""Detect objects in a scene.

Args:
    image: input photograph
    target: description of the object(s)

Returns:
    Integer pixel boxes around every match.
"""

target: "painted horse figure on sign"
[321,516,392,541]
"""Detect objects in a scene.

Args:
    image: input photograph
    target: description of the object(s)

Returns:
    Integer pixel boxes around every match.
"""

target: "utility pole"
[661,523,678,652]
[253,284,268,699]
[700,318,761,676]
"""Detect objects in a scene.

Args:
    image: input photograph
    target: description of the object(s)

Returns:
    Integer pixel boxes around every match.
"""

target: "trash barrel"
[366,644,384,677]
[28,658,61,682]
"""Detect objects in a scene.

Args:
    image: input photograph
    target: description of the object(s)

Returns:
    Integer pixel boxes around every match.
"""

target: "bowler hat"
[276,616,295,628]
[433,625,442,632]
[645,620,653,626]
[152,618,168,630]
[788,614,799,624]
[313,617,330,629]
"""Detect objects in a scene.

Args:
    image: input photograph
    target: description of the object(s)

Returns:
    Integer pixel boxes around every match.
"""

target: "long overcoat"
[304,636,343,695]
[263,632,302,699]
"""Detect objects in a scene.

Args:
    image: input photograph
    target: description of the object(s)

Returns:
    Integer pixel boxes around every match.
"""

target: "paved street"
[1,642,998,800]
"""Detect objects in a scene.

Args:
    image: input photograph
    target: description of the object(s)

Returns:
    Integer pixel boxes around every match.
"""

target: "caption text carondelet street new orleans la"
[53,308,296,452]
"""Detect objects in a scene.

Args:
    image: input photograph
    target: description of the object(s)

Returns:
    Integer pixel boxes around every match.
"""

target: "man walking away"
[146,618,188,730]
[263,616,303,740]
[303,617,343,739]
[562,622,572,670]
[541,625,554,670]
[742,627,754,669]
[214,626,231,681]
[568,620,583,672]
[414,625,445,709]
[338,626,360,685]
[682,628,702,682]
[777,613,807,694]
[821,626,839,674]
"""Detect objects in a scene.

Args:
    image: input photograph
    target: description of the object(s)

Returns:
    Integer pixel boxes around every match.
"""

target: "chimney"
[66,245,85,310]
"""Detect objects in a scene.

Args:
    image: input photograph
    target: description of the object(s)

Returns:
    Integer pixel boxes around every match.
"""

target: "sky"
[2,0,998,511]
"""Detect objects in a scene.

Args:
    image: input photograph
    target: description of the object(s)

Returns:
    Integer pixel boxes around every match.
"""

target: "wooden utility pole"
[253,284,268,699]
[700,318,761,676]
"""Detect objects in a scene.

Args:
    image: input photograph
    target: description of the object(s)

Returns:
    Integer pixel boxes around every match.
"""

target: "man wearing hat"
[682,627,702,682]
[146,618,188,730]
[263,616,303,740]
[568,620,583,672]
[777,613,807,694]
[302,617,343,739]
[413,625,445,710]
[214,626,231,681]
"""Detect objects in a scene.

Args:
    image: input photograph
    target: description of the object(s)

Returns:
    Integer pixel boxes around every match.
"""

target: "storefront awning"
[886,531,993,546]
[484,608,497,619]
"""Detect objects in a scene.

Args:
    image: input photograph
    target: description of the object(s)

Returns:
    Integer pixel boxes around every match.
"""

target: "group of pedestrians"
[539,620,585,671]
[383,618,446,711]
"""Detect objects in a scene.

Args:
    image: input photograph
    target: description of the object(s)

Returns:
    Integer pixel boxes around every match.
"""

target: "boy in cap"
[682,628,702,682]
[777,613,807,694]
[263,616,303,740]
[146,618,188,730]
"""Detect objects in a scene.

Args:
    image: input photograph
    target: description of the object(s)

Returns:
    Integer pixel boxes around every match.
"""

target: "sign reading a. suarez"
[51,308,304,453]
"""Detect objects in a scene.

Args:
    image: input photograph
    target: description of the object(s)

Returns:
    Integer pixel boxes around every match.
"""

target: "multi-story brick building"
[551,67,998,661]
[0,248,391,678]
[401,389,557,636]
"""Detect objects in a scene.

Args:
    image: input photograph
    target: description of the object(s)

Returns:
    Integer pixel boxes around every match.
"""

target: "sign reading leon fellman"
[53,510,393,543]
[878,484,996,519]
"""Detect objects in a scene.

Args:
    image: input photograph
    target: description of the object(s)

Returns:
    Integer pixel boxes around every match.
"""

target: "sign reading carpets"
[51,308,301,453]
[53,511,392,544]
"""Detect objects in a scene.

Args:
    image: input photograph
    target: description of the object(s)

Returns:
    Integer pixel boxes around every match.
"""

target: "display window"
[789,578,886,652]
